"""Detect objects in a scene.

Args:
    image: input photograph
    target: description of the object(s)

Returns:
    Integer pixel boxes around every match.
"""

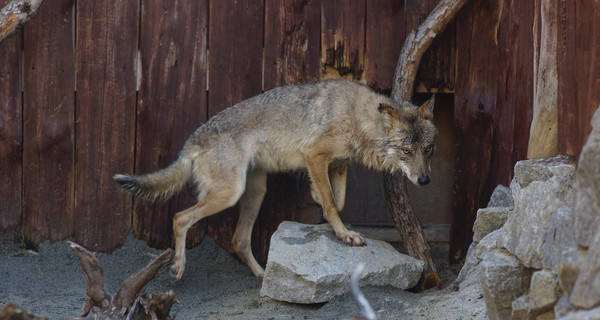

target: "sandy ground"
[0,233,485,320]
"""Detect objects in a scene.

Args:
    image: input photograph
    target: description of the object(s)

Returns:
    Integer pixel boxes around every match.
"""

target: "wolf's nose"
[418,176,430,186]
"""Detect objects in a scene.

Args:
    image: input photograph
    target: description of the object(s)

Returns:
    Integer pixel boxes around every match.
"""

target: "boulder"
[529,270,561,313]
[480,250,531,320]
[573,105,600,248]
[501,156,575,269]
[570,230,600,309]
[260,221,423,304]
[472,207,509,243]
[487,184,513,208]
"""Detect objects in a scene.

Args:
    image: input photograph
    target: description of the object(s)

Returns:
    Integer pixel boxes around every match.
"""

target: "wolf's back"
[113,156,192,201]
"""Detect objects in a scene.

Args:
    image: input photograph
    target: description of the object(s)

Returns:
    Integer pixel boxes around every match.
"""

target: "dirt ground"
[0,232,485,320]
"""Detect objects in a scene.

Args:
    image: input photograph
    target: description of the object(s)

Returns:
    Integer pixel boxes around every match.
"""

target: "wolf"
[114,80,437,280]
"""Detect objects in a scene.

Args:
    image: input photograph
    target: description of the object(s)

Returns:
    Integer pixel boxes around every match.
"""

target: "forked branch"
[386,0,470,291]
[392,0,470,102]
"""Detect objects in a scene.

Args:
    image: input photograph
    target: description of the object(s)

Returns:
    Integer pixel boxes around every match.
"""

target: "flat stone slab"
[260,221,424,304]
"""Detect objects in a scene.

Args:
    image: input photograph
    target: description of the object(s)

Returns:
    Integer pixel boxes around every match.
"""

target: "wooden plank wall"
[74,0,138,251]
[134,0,208,249]
[22,0,74,245]
[0,0,21,237]
[557,0,600,157]
[1,0,600,261]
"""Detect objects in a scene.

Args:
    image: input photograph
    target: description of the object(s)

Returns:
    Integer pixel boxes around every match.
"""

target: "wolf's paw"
[170,262,185,280]
[337,230,365,246]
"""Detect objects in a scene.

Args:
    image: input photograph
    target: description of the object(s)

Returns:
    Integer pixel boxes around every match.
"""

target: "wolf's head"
[378,96,438,186]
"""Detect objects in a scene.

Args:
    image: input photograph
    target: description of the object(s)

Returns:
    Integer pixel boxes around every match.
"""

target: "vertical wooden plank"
[134,0,208,249]
[74,0,138,252]
[451,0,502,261]
[264,0,320,89]
[0,0,22,234]
[558,0,600,157]
[22,0,75,245]
[365,0,404,92]
[321,0,365,80]
[207,0,263,254]
[259,0,321,263]
[491,0,534,187]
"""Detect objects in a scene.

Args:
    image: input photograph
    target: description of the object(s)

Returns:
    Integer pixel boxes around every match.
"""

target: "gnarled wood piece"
[67,242,176,319]
[385,0,470,291]
[111,248,172,310]
[66,241,111,316]
[0,0,43,43]
[0,303,49,320]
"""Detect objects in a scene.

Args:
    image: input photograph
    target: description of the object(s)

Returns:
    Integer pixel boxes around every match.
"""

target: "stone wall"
[456,105,600,319]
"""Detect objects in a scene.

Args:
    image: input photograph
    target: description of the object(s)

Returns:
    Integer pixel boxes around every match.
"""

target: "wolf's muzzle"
[417,176,430,186]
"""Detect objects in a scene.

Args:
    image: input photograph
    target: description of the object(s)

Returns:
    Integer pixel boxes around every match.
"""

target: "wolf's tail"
[113,156,192,201]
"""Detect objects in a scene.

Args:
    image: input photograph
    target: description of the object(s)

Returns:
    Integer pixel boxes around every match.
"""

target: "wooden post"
[385,0,470,290]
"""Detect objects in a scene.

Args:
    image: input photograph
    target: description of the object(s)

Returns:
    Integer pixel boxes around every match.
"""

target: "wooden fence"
[1,0,599,262]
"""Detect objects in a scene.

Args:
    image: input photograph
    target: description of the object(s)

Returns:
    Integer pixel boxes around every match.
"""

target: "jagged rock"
[529,270,561,313]
[480,250,531,320]
[573,105,600,248]
[260,221,423,304]
[512,155,576,189]
[511,295,530,320]
[501,156,575,269]
[455,228,503,289]
[487,184,513,208]
[557,307,600,320]
[543,207,579,271]
[472,207,509,243]
[570,230,600,309]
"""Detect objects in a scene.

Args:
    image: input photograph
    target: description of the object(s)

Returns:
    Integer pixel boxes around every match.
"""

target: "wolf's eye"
[424,146,433,153]
[401,148,411,155]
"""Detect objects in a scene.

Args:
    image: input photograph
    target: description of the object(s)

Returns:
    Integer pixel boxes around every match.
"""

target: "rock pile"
[456,105,600,319]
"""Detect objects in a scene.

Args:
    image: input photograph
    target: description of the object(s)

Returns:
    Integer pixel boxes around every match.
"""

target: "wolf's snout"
[417,176,430,186]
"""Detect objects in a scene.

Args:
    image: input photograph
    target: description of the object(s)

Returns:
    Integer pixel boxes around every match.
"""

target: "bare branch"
[392,0,470,102]
[385,0,470,291]
[67,241,111,317]
[110,248,173,310]
[0,0,44,43]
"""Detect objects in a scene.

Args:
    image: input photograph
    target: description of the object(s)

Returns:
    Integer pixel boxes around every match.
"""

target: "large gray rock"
[529,270,561,313]
[501,156,576,269]
[573,105,600,249]
[472,207,509,243]
[480,250,531,320]
[570,230,600,309]
[260,221,423,304]
[487,184,513,208]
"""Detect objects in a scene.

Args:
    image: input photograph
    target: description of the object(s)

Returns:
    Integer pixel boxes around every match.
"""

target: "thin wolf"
[114,80,437,280]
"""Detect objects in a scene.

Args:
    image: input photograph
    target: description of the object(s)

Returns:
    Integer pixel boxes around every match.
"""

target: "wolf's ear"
[378,103,400,118]
[417,95,435,119]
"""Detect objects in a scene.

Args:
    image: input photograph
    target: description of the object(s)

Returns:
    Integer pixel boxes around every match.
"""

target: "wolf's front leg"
[304,155,364,246]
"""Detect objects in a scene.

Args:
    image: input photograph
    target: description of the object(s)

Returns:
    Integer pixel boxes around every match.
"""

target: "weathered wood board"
[207,0,264,254]
[74,0,138,252]
[134,0,209,249]
[0,0,22,234]
[22,0,74,246]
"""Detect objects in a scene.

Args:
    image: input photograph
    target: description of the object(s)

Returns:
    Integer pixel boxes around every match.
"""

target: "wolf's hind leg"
[232,169,267,278]
[171,174,246,280]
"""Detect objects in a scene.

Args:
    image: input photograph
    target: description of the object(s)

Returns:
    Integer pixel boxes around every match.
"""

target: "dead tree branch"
[67,241,177,320]
[392,0,470,102]
[0,0,44,43]
[385,0,470,291]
